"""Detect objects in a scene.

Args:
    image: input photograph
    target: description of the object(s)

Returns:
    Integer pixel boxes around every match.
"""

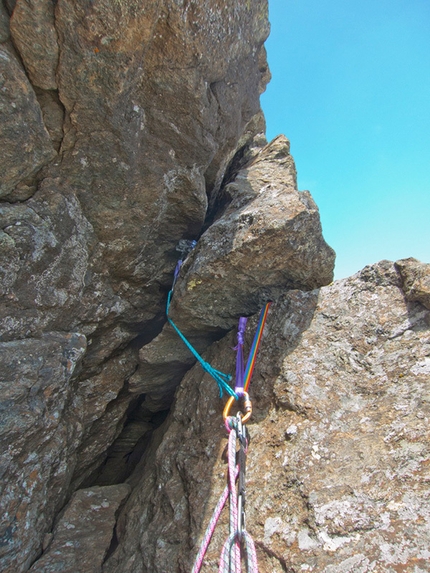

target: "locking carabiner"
[223,391,252,424]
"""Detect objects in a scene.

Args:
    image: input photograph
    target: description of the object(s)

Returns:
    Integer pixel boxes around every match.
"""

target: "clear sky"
[261,0,430,279]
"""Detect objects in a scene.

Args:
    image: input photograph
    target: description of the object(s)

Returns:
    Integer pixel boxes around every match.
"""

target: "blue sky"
[261,0,430,279]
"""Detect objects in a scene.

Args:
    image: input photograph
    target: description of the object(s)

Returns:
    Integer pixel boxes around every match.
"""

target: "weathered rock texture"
[1,0,278,570]
[0,42,56,198]
[130,135,335,409]
[0,332,87,571]
[103,261,430,573]
[2,0,429,572]
[169,134,335,332]
[395,257,430,310]
[29,485,131,573]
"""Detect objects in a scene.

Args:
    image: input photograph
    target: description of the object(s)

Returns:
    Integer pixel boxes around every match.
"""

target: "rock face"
[130,135,335,409]
[1,0,429,572]
[1,0,275,570]
[103,261,430,573]
[10,0,59,91]
[29,485,131,573]
[0,332,87,572]
[0,42,55,198]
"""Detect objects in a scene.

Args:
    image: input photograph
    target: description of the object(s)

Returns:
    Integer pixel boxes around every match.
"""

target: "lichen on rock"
[103,261,430,573]
[1,0,429,572]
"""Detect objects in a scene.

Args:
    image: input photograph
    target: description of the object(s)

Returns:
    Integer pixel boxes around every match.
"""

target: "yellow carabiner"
[223,391,252,424]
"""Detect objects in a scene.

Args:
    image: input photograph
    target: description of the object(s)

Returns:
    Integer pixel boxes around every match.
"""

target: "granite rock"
[54,0,270,292]
[29,485,131,573]
[103,261,430,573]
[131,135,335,407]
[5,2,425,573]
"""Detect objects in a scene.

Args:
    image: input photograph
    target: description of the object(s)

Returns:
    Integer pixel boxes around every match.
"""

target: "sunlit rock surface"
[395,257,430,309]
[170,135,335,332]
[131,135,335,410]
[1,0,429,571]
[103,262,430,573]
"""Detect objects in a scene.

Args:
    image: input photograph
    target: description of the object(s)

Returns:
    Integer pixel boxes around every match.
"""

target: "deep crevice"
[78,308,166,379]
[201,143,249,235]
[82,396,170,488]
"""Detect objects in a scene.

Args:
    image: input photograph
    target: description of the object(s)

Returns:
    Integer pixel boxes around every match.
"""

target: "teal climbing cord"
[166,285,237,399]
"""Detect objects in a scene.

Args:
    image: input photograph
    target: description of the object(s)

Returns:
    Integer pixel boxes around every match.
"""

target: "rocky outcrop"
[1,1,275,570]
[169,135,335,332]
[2,0,429,572]
[395,257,430,309]
[130,135,335,408]
[102,261,430,573]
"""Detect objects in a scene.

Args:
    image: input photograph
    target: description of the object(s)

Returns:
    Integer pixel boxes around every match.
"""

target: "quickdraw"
[191,413,259,573]
[218,414,258,573]
[191,304,271,573]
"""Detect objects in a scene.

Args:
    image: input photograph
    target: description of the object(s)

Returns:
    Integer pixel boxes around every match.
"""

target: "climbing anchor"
[191,305,271,573]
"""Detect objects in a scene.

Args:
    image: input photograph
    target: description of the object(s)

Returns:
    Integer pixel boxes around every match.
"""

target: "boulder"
[169,135,335,332]
[131,135,335,408]
[395,257,430,309]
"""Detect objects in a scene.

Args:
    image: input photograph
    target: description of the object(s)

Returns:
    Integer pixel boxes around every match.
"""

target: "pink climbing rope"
[191,306,271,573]
[218,424,241,573]
[191,417,259,573]
[191,475,236,573]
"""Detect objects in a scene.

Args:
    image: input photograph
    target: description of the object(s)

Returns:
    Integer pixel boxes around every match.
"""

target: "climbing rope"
[167,239,271,572]
[218,415,259,573]
[191,305,271,573]
[166,241,236,398]
[191,414,259,573]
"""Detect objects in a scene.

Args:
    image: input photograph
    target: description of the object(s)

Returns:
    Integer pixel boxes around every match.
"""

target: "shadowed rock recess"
[0,2,428,573]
